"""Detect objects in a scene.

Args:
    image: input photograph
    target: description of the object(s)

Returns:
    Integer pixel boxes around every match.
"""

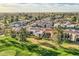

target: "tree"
[10,16,14,23]
[3,16,9,36]
[72,16,77,22]
[19,28,27,42]
[34,17,38,20]
[38,16,41,20]
[3,16,7,26]
[44,24,46,28]
[10,29,16,38]
[56,26,64,46]
[15,16,19,21]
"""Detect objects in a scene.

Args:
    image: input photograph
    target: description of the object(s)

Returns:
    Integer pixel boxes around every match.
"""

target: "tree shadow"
[61,46,79,55]
[39,42,58,50]
[22,43,60,56]
[0,39,60,56]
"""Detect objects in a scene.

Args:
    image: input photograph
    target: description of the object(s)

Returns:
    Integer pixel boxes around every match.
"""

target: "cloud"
[0,3,79,12]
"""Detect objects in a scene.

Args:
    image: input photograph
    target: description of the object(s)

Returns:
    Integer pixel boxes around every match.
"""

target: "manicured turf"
[0,35,79,56]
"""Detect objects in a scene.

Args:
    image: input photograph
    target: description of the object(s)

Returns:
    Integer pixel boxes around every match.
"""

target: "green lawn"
[0,35,79,56]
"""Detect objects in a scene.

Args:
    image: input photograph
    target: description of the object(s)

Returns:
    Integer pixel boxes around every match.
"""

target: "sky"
[0,3,79,12]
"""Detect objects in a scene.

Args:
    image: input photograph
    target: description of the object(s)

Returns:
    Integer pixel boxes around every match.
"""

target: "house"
[27,27,44,37]
[54,20,77,28]
[9,20,29,32]
[66,22,77,28]
[27,27,53,38]
[0,23,5,35]
[10,20,29,28]
[31,18,54,28]
[63,29,79,42]
[54,22,60,28]
[43,28,53,38]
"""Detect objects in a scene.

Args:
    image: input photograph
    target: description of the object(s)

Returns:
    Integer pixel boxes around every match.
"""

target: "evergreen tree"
[56,26,64,47]
[15,16,19,21]
[3,16,7,26]
[10,16,14,23]
[19,28,27,42]
[72,16,77,22]
[10,30,16,38]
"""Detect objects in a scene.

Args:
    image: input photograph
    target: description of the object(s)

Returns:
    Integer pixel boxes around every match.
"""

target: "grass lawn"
[0,35,79,56]
[0,50,16,56]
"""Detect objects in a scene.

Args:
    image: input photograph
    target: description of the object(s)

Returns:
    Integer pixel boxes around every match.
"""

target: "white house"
[27,27,53,38]
[63,29,79,42]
